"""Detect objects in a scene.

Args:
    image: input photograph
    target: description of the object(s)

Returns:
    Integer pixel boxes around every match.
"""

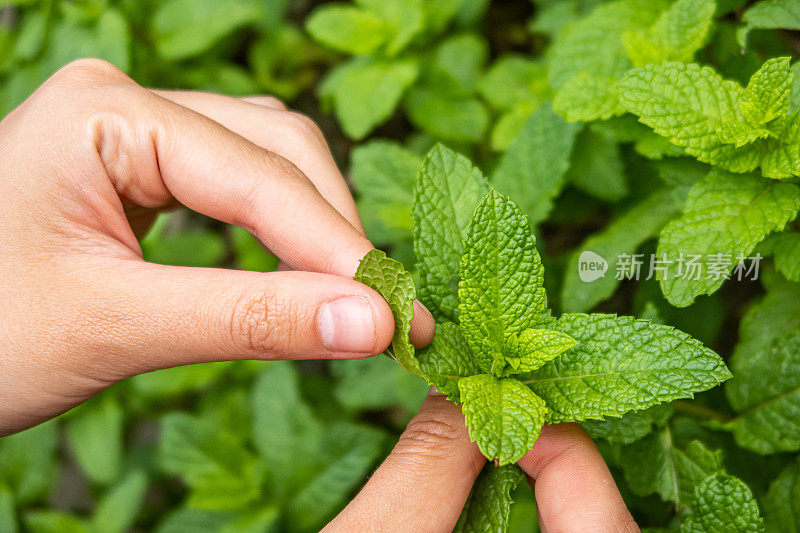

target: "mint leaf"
[413,144,490,322]
[498,329,577,378]
[565,128,628,202]
[0,485,16,533]
[159,413,264,510]
[743,56,793,124]
[623,0,716,67]
[773,231,800,281]
[333,357,427,412]
[478,55,548,111]
[681,473,764,533]
[91,471,148,533]
[0,421,57,504]
[561,189,678,313]
[491,104,580,226]
[305,5,389,55]
[458,375,548,465]
[416,322,481,401]
[547,0,668,89]
[319,57,418,140]
[624,431,723,506]
[65,394,124,486]
[454,464,527,532]
[404,87,489,144]
[743,0,800,33]
[354,249,421,376]
[523,314,731,422]
[762,457,800,532]
[726,332,800,454]
[459,190,547,371]
[553,73,625,122]
[583,403,674,445]
[656,170,800,306]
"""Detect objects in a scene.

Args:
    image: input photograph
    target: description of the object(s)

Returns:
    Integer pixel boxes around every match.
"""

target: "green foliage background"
[1,0,800,531]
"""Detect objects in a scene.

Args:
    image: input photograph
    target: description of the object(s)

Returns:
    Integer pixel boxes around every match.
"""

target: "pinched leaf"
[681,473,764,532]
[454,464,526,533]
[498,328,577,378]
[656,170,800,306]
[413,145,490,322]
[522,314,731,423]
[416,322,481,401]
[726,332,800,454]
[458,375,548,465]
[743,56,793,124]
[354,249,421,375]
[492,104,580,227]
[459,190,547,371]
[762,457,800,533]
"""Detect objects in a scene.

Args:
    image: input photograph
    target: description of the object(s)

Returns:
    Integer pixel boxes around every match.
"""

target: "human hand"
[326,392,638,532]
[0,59,434,435]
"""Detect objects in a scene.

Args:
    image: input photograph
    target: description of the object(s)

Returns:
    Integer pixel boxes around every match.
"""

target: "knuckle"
[284,111,325,144]
[398,415,468,461]
[51,58,128,86]
[254,95,287,110]
[230,292,295,356]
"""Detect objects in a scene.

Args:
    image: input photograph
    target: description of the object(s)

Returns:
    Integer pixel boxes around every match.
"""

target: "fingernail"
[318,296,376,353]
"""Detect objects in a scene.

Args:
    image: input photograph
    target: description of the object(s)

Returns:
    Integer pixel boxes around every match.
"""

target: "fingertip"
[409,300,436,348]
[518,423,595,477]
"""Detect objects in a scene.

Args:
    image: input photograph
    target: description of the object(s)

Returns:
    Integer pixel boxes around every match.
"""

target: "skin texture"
[0,59,637,531]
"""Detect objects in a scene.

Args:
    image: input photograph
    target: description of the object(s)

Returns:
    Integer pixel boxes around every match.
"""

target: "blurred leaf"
[333,356,427,412]
[131,362,233,398]
[24,512,89,533]
[90,470,148,533]
[0,484,16,533]
[0,421,58,504]
[230,226,279,272]
[141,214,226,267]
[152,0,262,60]
[159,413,264,511]
[66,393,124,485]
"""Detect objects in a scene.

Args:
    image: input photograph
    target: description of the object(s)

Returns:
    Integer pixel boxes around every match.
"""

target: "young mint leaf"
[459,190,547,371]
[413,144,490,322]
[762,457,800,532]
[491,104,580,227]
[656,170,800,307]
[681,473,764,533]
[354,249,421,376]
[416,322,480,401]
[726,332,800,454]
[583,403,674,445]
[743,56,793,125]
[497,329,577,378]
[477,55,548,112]
[623,0,716,67]
[561,189,678,313]
[458,375,548,465]
[522,314,731,422]
[305,5,389,55]
[319,57,418,140]
[454,464,526,533]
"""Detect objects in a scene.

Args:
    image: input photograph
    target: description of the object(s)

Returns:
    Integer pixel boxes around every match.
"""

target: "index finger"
[518,424,639,532]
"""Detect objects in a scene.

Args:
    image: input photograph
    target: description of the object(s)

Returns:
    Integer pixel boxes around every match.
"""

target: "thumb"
[76,259,396,379]
[325,392,485,532]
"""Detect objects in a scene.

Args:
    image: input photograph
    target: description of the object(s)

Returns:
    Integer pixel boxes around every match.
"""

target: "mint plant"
[356,145,732,531]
